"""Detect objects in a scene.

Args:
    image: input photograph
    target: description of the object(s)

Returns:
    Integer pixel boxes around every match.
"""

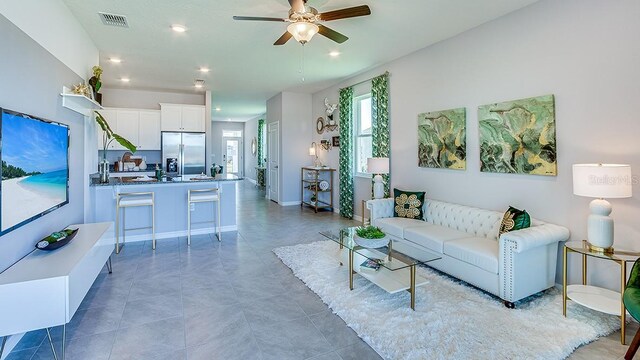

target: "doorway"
[221,129,243,176]
[267,122,279,203]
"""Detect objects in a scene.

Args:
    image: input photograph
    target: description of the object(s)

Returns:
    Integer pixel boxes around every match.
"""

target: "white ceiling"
[63,0,538,121]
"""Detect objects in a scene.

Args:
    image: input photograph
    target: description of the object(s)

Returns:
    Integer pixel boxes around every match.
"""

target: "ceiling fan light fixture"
[287,22,319,44]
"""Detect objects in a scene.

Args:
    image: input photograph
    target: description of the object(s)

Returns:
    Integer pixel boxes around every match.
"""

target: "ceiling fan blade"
[319,5,371,22]
[288,0,306,13]
[232,16,286,22]
[274,31,293,45]
[318,25,348,44]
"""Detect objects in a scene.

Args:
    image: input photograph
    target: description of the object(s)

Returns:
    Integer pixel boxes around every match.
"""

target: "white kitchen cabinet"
[181,106,206,132]
[138,110,161,150]
[96,109,118,150]
[160,104,183,132]
[160,103,205,132]
[114,110,139,151]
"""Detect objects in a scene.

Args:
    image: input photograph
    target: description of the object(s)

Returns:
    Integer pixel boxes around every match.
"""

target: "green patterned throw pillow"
[393,189,425,219]
[499,206,531,237]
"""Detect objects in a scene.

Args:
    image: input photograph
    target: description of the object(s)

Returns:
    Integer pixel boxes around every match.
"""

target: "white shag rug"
[273,240,621,360]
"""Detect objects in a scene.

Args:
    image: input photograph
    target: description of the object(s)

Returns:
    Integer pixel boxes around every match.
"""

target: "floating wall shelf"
[60,86,103,116]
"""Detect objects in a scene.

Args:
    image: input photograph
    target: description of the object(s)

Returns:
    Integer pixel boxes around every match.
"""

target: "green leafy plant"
[356,226,386,239]
[95,111,137,153]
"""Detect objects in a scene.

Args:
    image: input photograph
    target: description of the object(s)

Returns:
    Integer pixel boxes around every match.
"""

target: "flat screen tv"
[0,108,69,235]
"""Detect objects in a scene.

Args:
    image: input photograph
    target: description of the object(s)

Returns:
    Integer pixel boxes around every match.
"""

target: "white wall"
[311,0,640,288]
[243,115,263,181]
[266,92,312,205]
[0,0,98,79]
[100,88,205,110]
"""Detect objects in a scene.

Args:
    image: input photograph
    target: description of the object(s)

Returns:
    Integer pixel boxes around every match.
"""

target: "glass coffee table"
[320,227,441,310]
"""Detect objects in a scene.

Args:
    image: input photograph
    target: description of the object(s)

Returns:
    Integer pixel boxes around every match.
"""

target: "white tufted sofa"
[367,198,570,306]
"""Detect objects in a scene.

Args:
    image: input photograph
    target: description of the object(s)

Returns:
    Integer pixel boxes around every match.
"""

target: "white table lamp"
[309,142,321,167]
[572,164,632,253]
[367,157,389,199]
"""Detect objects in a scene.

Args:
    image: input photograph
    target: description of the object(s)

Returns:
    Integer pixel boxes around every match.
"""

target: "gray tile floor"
[5,180,637,359]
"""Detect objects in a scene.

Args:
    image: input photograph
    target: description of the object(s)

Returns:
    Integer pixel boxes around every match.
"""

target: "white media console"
[0,222,114,360]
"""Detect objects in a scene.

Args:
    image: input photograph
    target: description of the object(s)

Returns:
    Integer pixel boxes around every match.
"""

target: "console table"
[0,222,114,360]
[300,167,335,213]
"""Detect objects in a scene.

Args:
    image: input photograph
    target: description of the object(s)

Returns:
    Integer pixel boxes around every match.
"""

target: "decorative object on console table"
[35,228,79,251]
[478,94,556,176]
[562,240,640,345]
[572,163,632,253]
[309,142,322,167]
[367,157,389,199]
[300,167,335,213]
[418,107,466,170]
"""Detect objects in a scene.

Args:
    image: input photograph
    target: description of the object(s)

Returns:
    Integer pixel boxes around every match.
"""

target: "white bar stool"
[187,188,221,245]
[115,191,155,253]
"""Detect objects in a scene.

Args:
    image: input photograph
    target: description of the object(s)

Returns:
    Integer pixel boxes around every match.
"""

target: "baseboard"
[97,225,238,246]
[280,201,302,206]
[246,177,257,185]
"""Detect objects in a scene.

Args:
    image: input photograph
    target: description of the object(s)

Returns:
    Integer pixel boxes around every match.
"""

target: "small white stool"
[116,191,155,253]
[187,188,221,245]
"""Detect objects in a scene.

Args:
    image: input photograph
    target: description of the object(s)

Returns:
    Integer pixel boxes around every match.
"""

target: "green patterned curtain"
[339,87,354,219]
[371,73,390,197]
[257,119,265,167]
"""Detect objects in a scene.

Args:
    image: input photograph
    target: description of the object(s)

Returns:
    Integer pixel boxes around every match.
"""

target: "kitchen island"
[89,174,242,246]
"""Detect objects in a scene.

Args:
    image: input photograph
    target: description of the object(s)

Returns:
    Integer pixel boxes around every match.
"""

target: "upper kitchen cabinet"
[160,103,206,132]
[138,110,161,150]
[115,110,139,151]
[96,109,118,150]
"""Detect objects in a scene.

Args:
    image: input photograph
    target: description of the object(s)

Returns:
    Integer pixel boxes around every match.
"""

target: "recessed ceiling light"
[120,77,130,82]
[215,107,221,112]
[199,67,210,73]
[171,24,187,33]
[329,51,340,57]
[109,58,122,63]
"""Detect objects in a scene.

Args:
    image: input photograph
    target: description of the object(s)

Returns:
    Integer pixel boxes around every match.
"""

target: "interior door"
[222,137,242,176]
[267,122,279,203]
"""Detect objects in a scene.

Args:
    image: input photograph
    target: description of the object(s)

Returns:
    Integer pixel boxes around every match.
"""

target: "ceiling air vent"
[98,12,129,28]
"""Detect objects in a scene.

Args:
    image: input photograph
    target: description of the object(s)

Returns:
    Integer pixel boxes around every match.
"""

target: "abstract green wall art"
[478,94,557,176]
[418,107,466,170]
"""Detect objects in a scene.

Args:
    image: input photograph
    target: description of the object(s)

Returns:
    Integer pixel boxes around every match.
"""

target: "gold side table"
[563,240,640,344]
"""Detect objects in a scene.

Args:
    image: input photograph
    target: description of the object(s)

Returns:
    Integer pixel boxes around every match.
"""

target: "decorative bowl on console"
[35,228,78,251]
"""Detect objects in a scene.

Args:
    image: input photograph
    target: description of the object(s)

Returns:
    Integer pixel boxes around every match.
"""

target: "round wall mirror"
[251,137,257,156]
[316,117,325,134]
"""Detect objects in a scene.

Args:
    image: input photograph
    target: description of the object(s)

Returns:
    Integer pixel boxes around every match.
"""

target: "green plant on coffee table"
[356,226,386,239]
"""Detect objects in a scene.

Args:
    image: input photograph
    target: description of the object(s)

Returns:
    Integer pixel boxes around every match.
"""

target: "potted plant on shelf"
[88,65,103,104]
[354,225,389,248]
[95,111,137,183]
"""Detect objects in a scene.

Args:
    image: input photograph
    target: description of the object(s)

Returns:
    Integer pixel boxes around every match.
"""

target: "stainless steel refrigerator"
[161,132,206,175]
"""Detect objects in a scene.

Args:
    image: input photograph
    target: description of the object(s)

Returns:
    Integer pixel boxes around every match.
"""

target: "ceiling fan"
[233,0,371,45]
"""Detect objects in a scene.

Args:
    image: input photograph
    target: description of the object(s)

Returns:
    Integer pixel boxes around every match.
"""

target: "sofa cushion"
[372,217,423,238]
[499,206,531,237]
[393,189,425,220]
[443,237,499,274]
[404,224,470,253]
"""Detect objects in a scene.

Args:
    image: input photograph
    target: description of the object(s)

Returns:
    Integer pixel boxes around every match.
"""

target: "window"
[222,130,242,137]
[354,94,372,177]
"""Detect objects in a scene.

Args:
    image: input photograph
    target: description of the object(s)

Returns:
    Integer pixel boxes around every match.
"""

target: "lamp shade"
[287,22,319,44]
[572,164,632,198]
[309,143,316,156]
[367,157,389,174]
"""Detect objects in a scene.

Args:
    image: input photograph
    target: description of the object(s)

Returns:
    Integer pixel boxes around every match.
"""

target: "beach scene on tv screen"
[1,113,68,232]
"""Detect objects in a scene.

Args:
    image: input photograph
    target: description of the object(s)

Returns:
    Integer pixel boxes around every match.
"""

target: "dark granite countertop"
[90,174,243,186]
